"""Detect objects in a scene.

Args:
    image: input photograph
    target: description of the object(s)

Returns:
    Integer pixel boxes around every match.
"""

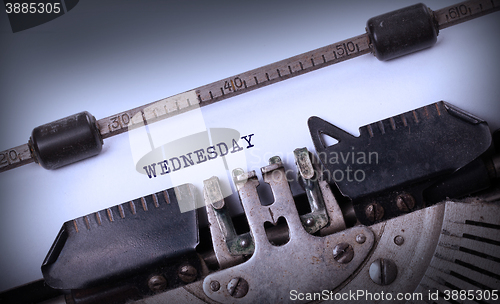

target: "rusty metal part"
[294,148,330,234]
[203,177,249,269]
[394,235,405,246]
[202,161,374,303]
[178,265,197,283]
[332,203,446,302]
[226,277,249,298]
[396,193,416,212]
[365,202,384,222]
[356,234,366,244]
[209,281,220,292]
[133,196,500,304]
[318,180,347,235]
[332,243,354,264]
[148,275,168,292]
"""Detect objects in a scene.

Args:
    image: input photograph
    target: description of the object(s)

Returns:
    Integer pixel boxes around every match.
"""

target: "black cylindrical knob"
[29,111,103,169]
[367,3,438,61]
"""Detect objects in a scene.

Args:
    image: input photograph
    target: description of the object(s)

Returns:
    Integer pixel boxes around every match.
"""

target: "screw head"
[356,234,366,244]
[148,275,168,292]
[369,258,398,285]
[239,238,249,248]
[178,265,197,283]
[304,217,315,227]
[332,242,354,264]
[394,235,404,246]
[396,193,415,212]
[210,280,221,292]
[227,277,249,298]
[365,203,384,222]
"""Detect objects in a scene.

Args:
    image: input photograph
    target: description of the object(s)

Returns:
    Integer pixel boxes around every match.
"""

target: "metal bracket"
[204,177,254,269]
[294,148,329,234]
[202,158,374,303]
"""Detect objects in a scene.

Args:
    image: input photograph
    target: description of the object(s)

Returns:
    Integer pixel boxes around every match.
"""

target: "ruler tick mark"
[266,73,270,81]
[322,55,327,63]
[288,66,293,74]
[277,69,282,77]
[311,58,315,66]
[254,77,259,84]
[73,220,79,233]
[209,91,214,99]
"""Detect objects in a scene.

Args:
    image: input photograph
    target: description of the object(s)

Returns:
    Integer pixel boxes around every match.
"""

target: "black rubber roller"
[29,111,103,169]
[367,3,438,61]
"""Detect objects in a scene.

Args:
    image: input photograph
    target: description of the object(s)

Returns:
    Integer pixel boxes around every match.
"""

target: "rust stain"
[401,114,408,127]
[118,205,125,219]
[423,105,430,118]
[84,216,90,230]
[107,208,114,222]
[412,110,419,123]
[367,125,374,138]
[435,103,441,116]
[95,212,102,226]
[141,197,148,211]
[152,193,159,208]
[129,201,136,214]
[389,117,396,130]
